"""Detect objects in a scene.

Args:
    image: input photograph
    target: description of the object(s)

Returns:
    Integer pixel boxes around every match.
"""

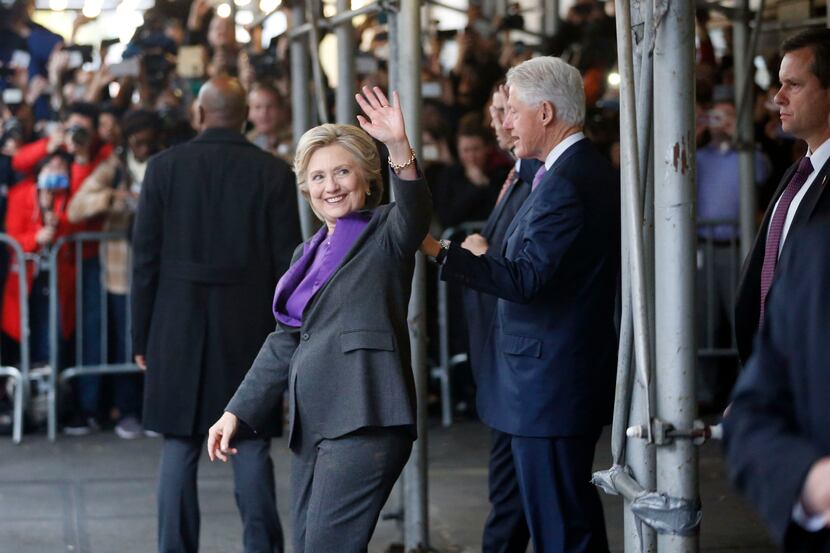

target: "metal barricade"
[432,221,485,428]
[47,231,140,441]
[0,233,31,444]
[697,219,741,358]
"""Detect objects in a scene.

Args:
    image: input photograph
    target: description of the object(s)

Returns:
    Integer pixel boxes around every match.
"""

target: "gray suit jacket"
[226,173,432,446]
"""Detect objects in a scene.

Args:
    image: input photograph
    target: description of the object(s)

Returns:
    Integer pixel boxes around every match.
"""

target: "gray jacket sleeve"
[225,324,299,433]
[381,171,433,258]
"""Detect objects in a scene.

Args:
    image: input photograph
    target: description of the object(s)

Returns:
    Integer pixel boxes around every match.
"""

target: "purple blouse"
[273,211,371,327]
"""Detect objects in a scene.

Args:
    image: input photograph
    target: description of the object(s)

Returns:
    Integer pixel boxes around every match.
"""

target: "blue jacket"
[441,138,619,437]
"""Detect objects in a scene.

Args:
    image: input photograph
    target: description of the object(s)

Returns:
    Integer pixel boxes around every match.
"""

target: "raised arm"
[355,86,432,255]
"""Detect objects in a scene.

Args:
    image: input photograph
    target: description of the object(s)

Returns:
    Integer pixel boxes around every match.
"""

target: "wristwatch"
[434,239,451,265]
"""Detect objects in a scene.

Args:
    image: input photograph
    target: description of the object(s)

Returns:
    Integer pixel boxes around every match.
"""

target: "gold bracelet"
[388,148,417,174]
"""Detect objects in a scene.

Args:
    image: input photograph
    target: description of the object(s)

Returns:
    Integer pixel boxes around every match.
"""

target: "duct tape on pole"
[653,0,700,550]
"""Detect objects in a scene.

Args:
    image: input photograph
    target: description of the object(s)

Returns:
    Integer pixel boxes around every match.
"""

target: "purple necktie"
[759,156,814,326]
[532,165,547,191]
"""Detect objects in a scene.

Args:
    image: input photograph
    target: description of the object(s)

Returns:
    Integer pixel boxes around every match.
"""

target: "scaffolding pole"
[653,0,699,552]
[290,1,319,239]
[335,0,356,124]
[734,0,757,259]
[544,0,560,36]
[388,0,429,548]
[628,0,656,551]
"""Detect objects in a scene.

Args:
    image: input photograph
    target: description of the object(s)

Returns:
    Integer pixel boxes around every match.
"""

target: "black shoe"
[63,413,100,436]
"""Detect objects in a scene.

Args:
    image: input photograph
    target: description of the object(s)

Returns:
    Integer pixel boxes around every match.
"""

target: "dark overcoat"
[734,155,830,364]
[725,219,830,553]
[131,127,301,436]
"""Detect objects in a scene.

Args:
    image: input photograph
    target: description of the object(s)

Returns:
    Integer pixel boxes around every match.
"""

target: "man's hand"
[802,456,830,528]
[464,164,489,187]
[134,355,147,371]
[462,233,488,256]
[35,226,56,247]
[207,412,240,462]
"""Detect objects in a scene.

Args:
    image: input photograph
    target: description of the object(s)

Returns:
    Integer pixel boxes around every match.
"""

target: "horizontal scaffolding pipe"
[289,1,385,38]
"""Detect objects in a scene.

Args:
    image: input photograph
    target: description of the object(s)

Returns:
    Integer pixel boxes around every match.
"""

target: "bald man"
[132,76,301,553]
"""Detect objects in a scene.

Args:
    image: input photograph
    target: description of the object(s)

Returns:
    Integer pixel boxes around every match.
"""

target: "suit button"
[302,333,310,341]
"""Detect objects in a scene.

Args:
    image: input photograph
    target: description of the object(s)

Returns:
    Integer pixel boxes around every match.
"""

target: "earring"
[366,188,372,196]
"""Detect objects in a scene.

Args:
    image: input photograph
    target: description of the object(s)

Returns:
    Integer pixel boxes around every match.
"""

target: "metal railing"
[0,233,31,444]
[432,221,485,428]
[47,231,140,441]
[697,219,740,359]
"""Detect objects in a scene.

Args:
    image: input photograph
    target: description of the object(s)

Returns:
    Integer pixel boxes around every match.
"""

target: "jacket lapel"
[300,209,381,323]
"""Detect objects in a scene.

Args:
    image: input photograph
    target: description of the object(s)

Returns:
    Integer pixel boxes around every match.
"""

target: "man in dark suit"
[460,84,535,553]
[423,56,619,553]
[734,28,830,365]
[131,76,301,553]
[724,219,830,553]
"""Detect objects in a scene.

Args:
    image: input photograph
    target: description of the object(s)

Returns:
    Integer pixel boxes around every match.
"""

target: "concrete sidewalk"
[0,420,775,552]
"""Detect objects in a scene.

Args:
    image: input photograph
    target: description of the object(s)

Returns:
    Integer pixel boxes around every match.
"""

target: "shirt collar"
[807,136,830,173]
[543,132,586,171]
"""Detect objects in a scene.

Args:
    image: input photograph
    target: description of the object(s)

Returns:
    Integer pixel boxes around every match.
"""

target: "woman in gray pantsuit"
[207,86,431,552]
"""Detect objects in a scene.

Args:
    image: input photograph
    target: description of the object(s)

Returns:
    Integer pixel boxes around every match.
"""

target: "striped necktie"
[758,156,814,326]
[532,165,547,191]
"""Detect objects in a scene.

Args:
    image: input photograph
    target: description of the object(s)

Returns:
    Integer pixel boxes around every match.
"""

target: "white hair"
[506,56,586,127]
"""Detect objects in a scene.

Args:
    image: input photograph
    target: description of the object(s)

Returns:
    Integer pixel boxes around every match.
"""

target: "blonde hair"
[293,124,384,219]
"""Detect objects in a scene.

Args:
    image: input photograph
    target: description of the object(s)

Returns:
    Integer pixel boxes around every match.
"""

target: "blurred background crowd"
[0,0,809,437]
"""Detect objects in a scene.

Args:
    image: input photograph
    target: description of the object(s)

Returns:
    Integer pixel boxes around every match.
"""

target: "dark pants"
[483,428,530,553]
[107,293,141,418]
[290,423,412,553]
[158,435,283,553]
[511,431,609,553]
[77,257,102,415]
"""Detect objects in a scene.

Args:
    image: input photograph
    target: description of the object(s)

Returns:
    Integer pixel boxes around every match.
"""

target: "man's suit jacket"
[463,162,536,376]
[131,128,301,436]
[724,219,830,553]
[442,139,620,438]
[734,155,830,364]
[226,173,432,446]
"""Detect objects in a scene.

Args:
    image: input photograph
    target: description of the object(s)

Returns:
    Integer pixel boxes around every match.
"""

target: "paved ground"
[0,419,776,553]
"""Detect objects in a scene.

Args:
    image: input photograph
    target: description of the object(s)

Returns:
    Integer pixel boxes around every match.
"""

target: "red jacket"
[12,138,114,258]
[2,178,81,341]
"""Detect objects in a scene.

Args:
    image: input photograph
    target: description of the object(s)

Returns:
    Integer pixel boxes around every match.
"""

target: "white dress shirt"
[544,132,586,171]
[769,136,830,257]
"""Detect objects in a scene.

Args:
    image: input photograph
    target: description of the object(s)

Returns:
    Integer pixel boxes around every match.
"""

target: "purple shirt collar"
[273,211,371,326]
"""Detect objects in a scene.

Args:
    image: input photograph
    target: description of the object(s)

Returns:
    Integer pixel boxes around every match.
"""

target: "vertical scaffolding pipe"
[290,1,318,239]
[734,0,757,260]
[335,0,356,124]
[628,2,656,551]
[544,0,560,37]
[653,0,699,551]
[394,0,429,548]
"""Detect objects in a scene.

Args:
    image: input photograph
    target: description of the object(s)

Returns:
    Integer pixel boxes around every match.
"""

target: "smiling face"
[502,87,546,160]
[775,47,830,150]
[306,144,368,229]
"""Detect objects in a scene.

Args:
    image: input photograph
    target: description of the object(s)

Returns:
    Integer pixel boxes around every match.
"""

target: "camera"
[143,53,174,86]
[1,117,24,144]
[66,124,91,147]
[248,51,282,80]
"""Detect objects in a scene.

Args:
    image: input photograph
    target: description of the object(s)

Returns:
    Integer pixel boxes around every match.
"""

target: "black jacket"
[131,128,301,436]
[725,219,830,553]
[734,155,830,364]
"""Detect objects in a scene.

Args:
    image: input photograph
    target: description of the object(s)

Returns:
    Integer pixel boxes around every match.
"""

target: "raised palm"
[355,86,407,146]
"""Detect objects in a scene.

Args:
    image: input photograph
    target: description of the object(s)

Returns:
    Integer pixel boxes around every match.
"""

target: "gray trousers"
[158,435,284,553]
[290,423,412,553]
